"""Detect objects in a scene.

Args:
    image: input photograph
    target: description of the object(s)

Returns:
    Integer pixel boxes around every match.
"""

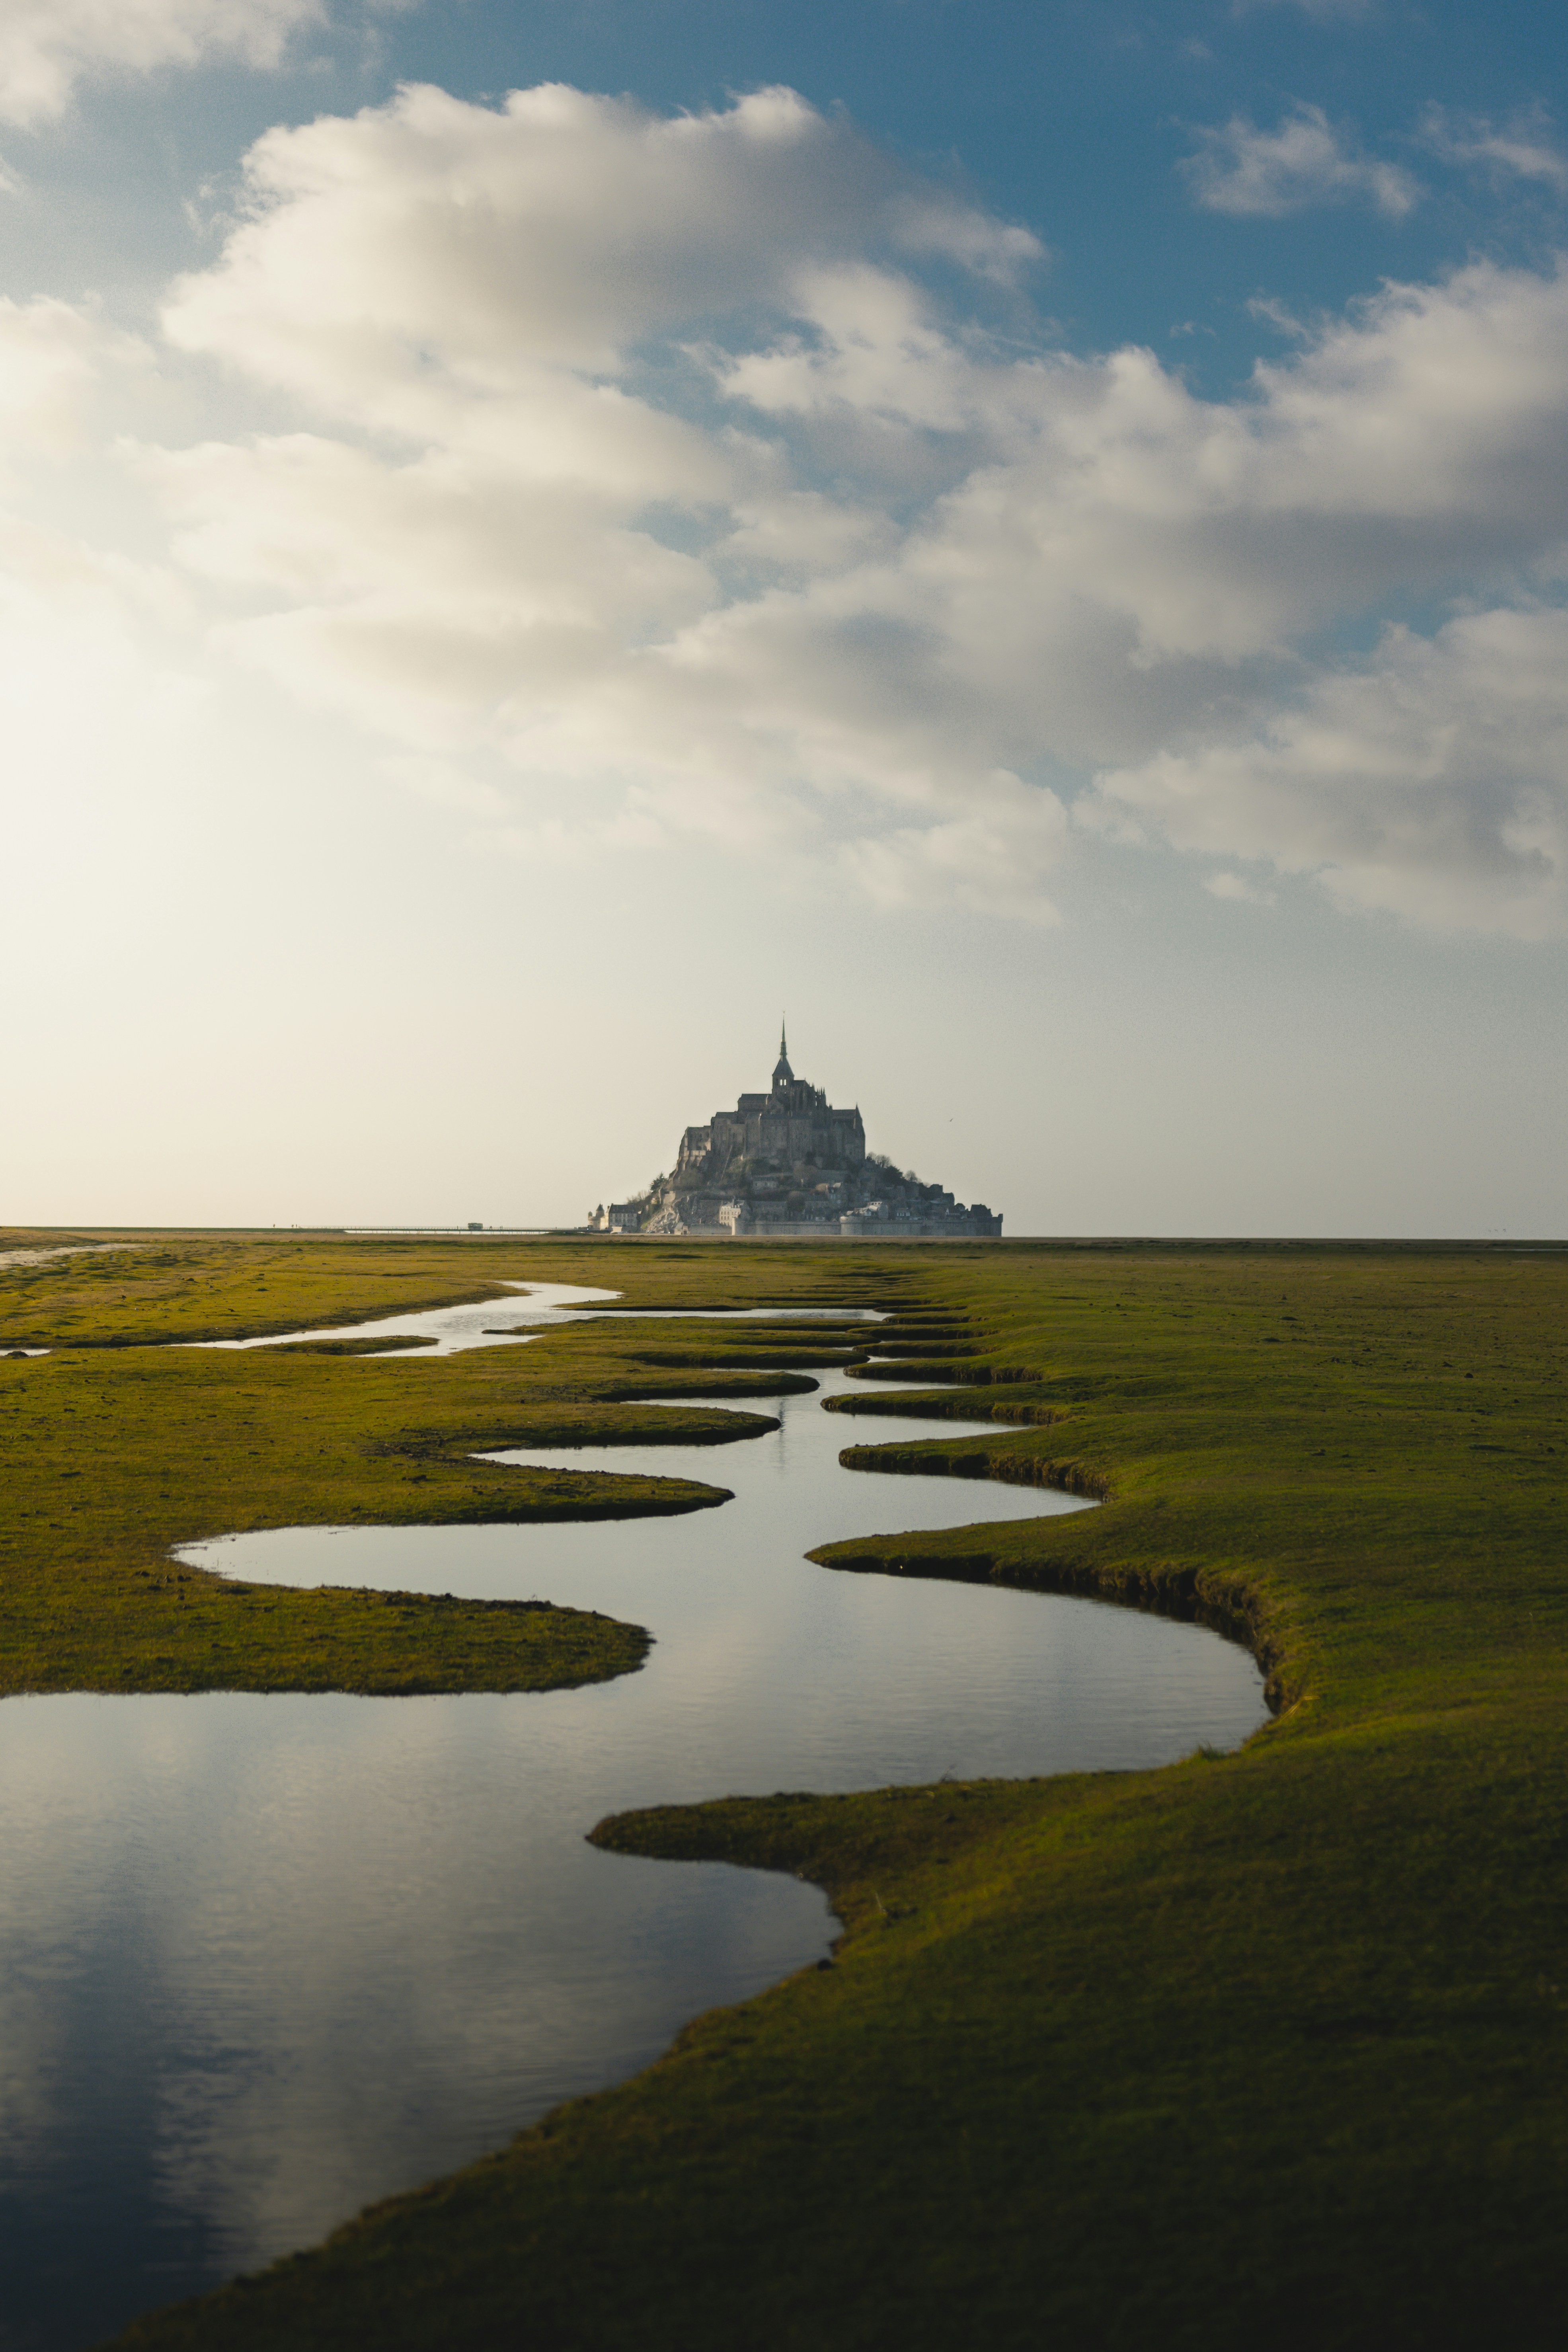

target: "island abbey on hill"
[589,1029,1002,1241]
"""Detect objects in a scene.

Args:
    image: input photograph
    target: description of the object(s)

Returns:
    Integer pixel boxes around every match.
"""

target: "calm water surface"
[0,1287,1268,2350]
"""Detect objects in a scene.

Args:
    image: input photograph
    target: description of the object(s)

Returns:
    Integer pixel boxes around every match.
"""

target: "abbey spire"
[588,1031,1002,1239]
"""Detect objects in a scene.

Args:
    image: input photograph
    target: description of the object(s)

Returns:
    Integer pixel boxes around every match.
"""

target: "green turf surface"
[0,1230,863,1696]
[15,1234,1562,2348]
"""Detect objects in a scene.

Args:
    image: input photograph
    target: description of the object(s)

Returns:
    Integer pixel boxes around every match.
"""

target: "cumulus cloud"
[0,0,321,128]
[1092,611,1568,937]
[76,82,1568,934]
[145,84,1069,909]
[839,777,1069,923]
[0,300,202,804]
[1420,104,1568,193]
[162,82,1039,399]
[1205,872,1275,905]
[1180,105,1419,218]
[0,522,205,911]
[0,296,150,463]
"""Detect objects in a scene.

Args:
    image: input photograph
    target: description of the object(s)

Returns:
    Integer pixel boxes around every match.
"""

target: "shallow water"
[1,1287,1268,2350]
[194,1276,621,1356]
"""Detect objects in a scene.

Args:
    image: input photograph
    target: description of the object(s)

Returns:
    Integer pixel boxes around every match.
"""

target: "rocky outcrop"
[589,1029,1003,1240]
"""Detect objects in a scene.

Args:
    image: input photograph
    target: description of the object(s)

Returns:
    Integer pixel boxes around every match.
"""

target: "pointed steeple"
[772,1015,794,1088]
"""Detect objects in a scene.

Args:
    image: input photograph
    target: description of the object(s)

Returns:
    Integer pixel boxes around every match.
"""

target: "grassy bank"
[0,1230,873,1696]
[103,1239,1568,2350]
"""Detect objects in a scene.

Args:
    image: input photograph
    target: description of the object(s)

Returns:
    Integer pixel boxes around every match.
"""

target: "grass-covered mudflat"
[101,1236,1568,2351]
[0,1229,871,1695]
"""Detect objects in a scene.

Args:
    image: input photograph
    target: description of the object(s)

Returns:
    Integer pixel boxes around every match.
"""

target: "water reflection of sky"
[194,1277,866,1355]
[2,1288,1268,2351]
[193,1277,622,1355]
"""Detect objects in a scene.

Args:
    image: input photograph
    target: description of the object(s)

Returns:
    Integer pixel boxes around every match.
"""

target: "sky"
[2,0,1565,1236]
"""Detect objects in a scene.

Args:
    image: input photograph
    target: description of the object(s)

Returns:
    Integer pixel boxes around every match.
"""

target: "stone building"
[588,1028,1002,1240]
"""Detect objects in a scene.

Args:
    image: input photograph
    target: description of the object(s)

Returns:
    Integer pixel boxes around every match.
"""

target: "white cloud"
[0,501,207,905]
[1205,872,1275,905]
[33,81,1562,938]
[0,296,150,464]
[144,84,1065,903]
[1181,105,1420,218]
[838,777,1068,922]
[162,82,1039,401]
[0,0,322,129]
[379,753,509,817]
[1420,105,1568,193]
[1094,610,1568,937]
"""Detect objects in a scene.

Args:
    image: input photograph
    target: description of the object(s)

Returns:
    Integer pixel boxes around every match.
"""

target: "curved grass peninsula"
[4,1231,1564,2348]
[0,1232,840,1696]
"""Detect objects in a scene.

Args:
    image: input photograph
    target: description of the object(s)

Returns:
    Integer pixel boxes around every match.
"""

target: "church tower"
[627,1026,999,1235]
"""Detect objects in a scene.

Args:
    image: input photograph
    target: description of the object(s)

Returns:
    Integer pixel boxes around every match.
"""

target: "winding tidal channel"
[0,1286,1268,2350]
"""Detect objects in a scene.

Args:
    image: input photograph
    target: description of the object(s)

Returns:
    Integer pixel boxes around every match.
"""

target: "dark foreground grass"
[60,1237,1568,2348]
